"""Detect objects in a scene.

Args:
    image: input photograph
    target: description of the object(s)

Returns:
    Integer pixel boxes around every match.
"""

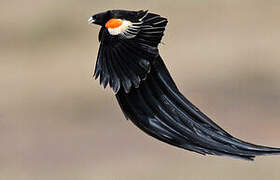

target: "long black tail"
[116,55,280,160]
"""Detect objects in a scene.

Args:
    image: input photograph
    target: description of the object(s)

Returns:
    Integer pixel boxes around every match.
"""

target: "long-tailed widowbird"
[88,10,280,160]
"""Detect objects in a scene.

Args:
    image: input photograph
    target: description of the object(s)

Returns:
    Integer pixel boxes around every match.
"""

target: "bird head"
[89,10,144,37]
[89,10,167,42]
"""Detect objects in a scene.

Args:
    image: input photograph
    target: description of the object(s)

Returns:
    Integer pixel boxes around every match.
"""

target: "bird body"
[89,10,280,160]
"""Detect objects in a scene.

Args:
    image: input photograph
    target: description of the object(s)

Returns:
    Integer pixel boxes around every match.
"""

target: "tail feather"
[116,55,280,160]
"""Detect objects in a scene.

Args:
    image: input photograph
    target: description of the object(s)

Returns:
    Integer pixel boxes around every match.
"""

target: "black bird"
[88,10,280,160]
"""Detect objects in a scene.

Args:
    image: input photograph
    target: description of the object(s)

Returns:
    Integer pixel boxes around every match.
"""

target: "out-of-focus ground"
[1,0,280,179]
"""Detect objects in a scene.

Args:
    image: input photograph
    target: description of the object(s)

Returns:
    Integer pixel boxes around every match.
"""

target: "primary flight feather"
[88,10,280,160]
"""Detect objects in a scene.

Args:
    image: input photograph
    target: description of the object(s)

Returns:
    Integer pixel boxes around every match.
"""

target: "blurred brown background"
[1,0,280,179]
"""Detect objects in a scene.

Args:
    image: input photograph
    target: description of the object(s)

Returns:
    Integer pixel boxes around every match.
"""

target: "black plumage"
[89,10,280,160]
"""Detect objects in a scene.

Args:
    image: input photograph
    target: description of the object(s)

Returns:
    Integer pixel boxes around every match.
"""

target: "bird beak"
[88,16,96,24]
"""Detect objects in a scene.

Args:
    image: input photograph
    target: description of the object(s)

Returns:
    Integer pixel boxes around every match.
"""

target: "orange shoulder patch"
[105,19,123,29]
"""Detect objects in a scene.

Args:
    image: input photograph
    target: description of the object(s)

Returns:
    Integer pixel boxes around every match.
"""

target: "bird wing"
[94,12,167,93]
